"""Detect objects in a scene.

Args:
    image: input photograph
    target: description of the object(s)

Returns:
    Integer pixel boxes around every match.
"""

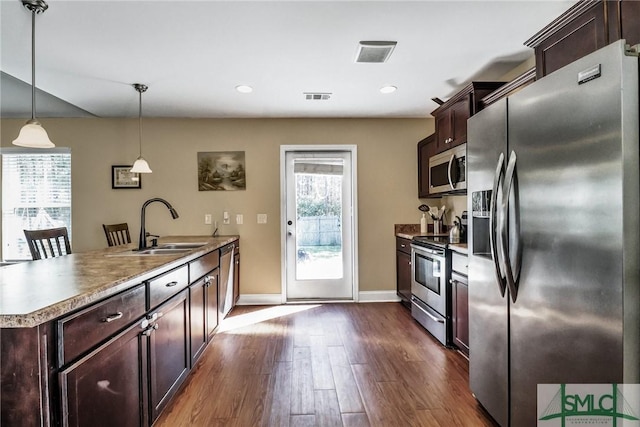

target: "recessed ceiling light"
[235,85,253,93]
[380,85,397,94]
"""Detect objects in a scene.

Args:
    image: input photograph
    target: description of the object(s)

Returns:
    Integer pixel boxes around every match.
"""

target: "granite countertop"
[0,235,238,328]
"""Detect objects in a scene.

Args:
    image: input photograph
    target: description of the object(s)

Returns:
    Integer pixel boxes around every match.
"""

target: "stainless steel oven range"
[410,237,451,346]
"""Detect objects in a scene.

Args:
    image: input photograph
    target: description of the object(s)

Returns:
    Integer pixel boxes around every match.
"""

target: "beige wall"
[1,117,434,295]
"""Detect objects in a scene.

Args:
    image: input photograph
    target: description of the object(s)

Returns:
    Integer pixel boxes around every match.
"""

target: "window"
[1,148,71,261]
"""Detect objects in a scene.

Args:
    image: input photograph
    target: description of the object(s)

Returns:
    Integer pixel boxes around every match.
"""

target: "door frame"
[279,145,359,303]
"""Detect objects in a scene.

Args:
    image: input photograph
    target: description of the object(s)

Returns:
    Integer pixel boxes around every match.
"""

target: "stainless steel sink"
[107,248,193,257]
[156,242,207,250]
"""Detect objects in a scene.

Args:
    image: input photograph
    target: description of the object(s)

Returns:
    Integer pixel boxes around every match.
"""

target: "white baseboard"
[357,290,401,303]
[236,294,283,306]
[237,291,400,305]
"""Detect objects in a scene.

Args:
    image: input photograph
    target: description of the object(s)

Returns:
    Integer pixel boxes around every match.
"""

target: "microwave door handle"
[502,150,521,303]
[447,154,456,190]
[490,152,507,297]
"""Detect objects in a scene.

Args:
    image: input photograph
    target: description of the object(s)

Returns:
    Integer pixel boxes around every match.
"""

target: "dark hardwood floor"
[155,303,497,427]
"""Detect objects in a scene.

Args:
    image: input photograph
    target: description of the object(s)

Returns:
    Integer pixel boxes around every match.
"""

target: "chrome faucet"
[138,198,179,250]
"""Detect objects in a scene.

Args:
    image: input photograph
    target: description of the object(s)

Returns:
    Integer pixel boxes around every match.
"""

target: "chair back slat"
[102,223,131,247]
[23,227,72,260]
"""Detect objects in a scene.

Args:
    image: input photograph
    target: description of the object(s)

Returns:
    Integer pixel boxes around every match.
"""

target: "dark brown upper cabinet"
[431,82,506,154]
[525,0,640,79]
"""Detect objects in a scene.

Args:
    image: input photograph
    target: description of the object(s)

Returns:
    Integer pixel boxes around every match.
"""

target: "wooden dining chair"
[23,227,72,260]
[102,223,131,247]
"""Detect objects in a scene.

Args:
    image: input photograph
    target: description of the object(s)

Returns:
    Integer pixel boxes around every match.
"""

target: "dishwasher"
[219,244,235,318]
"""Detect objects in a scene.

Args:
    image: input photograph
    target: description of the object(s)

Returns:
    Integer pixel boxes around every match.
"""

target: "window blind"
[1,148,72,261]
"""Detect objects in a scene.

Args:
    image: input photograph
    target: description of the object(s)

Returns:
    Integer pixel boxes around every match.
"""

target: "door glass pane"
[294,159,343,280]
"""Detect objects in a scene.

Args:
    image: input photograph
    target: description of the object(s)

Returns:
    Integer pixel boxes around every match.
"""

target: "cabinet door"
[417,134,436,198]
[620,0,640,47]
[59,321,148,427]
[206,269,219,339]
[452,278,469,356]
[148,290,190,422]
[449,96,470,148]
[189,277,207,366]
[435,111,451,150]
[396,250,412,309]
[533,2,606,78]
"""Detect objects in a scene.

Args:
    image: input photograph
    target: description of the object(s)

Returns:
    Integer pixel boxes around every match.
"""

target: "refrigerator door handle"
[447,154,456,189]
[502,150,522,303]
[490,152,507,297]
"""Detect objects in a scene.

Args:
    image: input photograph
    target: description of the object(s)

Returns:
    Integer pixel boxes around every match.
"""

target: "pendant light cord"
[31,9,36,120]
[138,88,143,157]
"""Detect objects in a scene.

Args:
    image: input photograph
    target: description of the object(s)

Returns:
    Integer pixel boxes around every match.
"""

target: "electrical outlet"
[257,213,267,224]
[223,211,230,225]
[236,214,243,225]
[205,214,212,225]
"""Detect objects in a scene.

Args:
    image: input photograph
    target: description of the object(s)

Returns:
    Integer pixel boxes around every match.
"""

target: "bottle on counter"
[420,213,427,233]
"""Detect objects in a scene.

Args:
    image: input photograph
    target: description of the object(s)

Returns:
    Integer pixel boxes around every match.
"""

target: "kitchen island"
[1,235,239,426]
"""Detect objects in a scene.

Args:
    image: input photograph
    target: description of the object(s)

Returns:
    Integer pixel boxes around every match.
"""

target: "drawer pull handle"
[165,281,179,287]
[102,312,123,323]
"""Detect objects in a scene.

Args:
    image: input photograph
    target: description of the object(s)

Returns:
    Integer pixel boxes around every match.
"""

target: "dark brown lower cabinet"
[451,274,469,356]
[189,276,208,366]
[59,321,148,427]
[149,290,190,423]
[396,237,412,309]
[207,270,219,339]
[190,269,220,364]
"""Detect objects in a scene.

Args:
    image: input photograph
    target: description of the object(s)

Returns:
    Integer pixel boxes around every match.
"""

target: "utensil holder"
[433,220,442,235]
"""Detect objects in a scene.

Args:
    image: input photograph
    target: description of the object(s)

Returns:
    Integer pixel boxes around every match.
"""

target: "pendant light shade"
[13,119,54,148]
[13,0,54,149]
[131,157,152,173]
[130,83,152,174]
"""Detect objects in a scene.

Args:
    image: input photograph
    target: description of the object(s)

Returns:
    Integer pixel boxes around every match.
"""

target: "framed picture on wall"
[112,165,141,189]
[197,151,246,191]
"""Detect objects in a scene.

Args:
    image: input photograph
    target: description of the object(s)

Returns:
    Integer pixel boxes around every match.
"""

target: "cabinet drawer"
[189,250,220,283]
[452,252,468,276]
[148,265,189,309]
[396,237,411,255]
[57,284,146,366]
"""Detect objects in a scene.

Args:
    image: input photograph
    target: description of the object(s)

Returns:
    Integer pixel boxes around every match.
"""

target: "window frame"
[1,147,72,262]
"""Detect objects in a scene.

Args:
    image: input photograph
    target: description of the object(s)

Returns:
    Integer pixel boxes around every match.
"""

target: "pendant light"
[130,83,152,173]
[12,0,54,148]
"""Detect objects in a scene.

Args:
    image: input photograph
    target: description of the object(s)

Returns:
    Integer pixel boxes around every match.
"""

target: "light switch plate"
[257,214,267,224]
[236,214,243,225]
[205,214,212,225]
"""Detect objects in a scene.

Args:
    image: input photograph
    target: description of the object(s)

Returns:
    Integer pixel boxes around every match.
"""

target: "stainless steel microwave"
[428,144,466,195]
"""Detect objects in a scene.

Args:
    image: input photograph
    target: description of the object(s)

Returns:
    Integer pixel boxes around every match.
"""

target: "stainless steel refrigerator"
[467,39,639,426]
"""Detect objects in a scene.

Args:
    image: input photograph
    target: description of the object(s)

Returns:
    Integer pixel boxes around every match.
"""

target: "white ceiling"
[0,0,576,119]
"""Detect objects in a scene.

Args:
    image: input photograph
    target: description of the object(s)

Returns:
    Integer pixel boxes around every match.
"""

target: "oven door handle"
[410,244,445,257]
[411,297,445,323]
[490,152,507,298]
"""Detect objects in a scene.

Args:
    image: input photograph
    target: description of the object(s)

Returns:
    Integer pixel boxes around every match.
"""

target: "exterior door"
[282,149,355,300]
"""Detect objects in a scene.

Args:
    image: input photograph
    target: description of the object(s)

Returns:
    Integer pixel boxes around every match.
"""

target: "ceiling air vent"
[355,41,397,63]
[304,93,331,100]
